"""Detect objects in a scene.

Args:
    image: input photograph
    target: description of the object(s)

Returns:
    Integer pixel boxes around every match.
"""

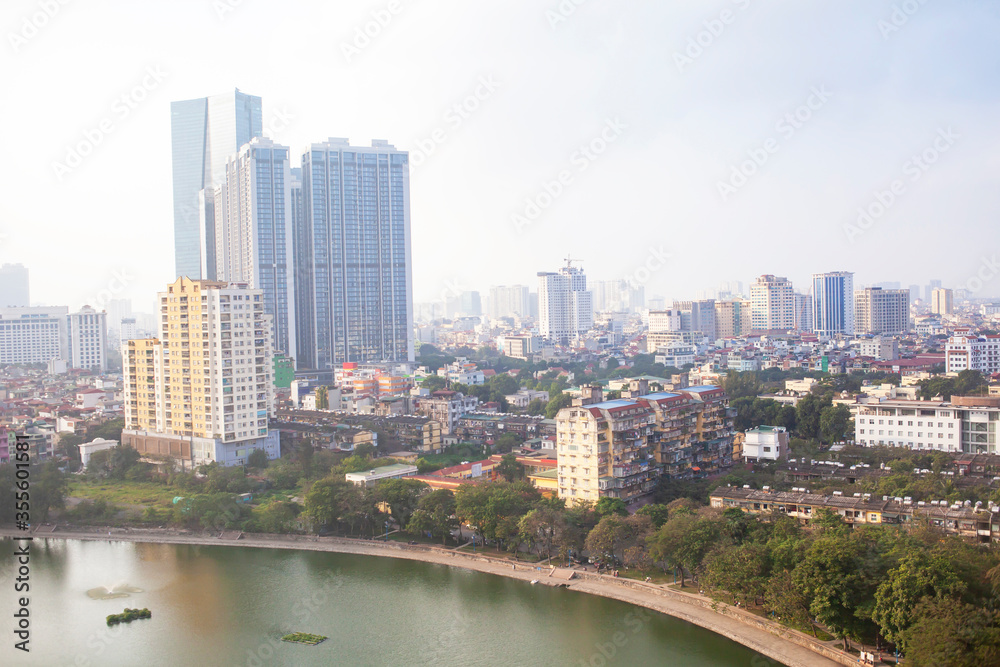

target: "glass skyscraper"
[213,138,295,360]
[812,271,855,337]
[297,139,413,369]
[171,89,262,279]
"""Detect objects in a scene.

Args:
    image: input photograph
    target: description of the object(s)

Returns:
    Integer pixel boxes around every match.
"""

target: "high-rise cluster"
[171,92,413,369]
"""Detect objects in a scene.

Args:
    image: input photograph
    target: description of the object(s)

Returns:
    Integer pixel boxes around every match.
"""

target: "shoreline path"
[4,526,853,667]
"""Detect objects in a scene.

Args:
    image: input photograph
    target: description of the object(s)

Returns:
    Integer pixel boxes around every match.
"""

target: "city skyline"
[3,2,999,312]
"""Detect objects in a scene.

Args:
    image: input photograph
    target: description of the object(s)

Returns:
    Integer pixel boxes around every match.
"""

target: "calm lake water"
[0,539,779,666]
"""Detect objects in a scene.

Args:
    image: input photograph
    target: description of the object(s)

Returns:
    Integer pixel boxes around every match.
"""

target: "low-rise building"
[742,425,789,461]
[345,463,418,487]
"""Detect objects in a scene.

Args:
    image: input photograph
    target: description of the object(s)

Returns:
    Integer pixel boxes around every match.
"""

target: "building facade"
[213,137,295,360]
[813,271,855,337]
[122,278,278,467]
[855,395,1000,454]
[750,275,794,332]
[538,261,593,344]
[297,139,413,369]
[931,288,954,315]
[68,306,107,371]
[854,287,909,335]
[945,335,1000,375]
[171,89,263,280]
[0,307,68,365]
[793,293,813,333]
[556,383,733,507]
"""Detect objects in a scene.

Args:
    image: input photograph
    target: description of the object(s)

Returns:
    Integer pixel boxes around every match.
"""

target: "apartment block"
[538,261,592,344]
[714,298,752,339]
[556,382,733,507]
[854,287,909,335]
[931,288,954,315]
[750,275,794,332]
[855,395,1000,454]
[68,306,107,372]
[122,277,278,467]
[945,335,1000,374]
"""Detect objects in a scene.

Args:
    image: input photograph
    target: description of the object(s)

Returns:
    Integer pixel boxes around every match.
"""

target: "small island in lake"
[106,608,152,626]
[281,632,328,645]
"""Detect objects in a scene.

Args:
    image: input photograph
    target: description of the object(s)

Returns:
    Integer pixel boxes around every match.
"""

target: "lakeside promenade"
[2,525,852,667]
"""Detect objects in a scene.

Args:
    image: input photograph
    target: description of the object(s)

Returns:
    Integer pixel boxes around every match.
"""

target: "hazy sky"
[3,0,999,313]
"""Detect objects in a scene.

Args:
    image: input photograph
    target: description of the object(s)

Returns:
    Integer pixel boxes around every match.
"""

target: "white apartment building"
[538,261,593,344]
[68,306,107,372]
[122,277,278,467]
[743,425,789,461]
[945,335,1000,374]
[854,287,909,335]
[0,306,68,365]
[855,400,964,452]
[750,275,794,332]
[654,341,696,368]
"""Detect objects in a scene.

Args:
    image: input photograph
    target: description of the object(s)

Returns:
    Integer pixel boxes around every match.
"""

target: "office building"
[538,260,593,344]
[122,277,278,467]
[855,395,1000,454]
[931,288,954,316]
[812,271,855,337]
[854,287,909,335]
[68,306,107,371]
[0,264,29,307]
[171,89,263,279]
[296,139,414,369]
[488,285,531,320]
[213,137,295,360]
[0,307,68,365]
[750,275,794,332]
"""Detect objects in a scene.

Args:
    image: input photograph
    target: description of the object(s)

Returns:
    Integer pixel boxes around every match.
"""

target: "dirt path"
[3,527,847,667]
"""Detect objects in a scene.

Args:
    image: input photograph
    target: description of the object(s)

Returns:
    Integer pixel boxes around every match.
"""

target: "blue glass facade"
[298,140,413,368]
[171,90,262,279]
[812,272,854,336]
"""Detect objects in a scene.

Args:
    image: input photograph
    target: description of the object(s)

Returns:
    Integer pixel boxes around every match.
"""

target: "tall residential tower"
[296,139,413,369]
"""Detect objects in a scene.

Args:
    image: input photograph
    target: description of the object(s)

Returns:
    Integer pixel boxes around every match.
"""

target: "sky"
[2,0,999,314]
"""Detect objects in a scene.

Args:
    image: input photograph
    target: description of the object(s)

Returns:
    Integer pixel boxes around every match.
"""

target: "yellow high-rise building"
[122,277,278,467]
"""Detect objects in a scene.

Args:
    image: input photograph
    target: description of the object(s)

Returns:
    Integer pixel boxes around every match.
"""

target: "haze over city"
[2,0,999,311]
